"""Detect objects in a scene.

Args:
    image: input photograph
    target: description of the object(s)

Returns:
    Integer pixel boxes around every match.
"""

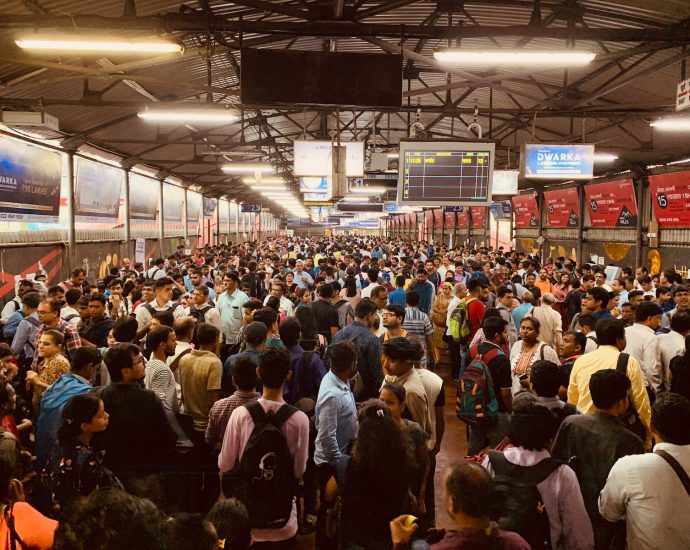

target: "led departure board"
[397,141,495,206]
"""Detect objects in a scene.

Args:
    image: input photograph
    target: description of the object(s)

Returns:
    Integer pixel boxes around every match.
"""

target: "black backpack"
[188,305,212,324]
[488,450,562,549]
[143,303,177,317]
[615,352,647,442]
[223,402,298,529]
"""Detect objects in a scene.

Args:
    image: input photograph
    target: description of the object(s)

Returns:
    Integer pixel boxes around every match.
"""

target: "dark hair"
[165,513,218,550]
[193,285,210,298]
[578,312,597,330]
[329,340,358,374]
[242,298,263,312]
[595,318,625,347]
[58,394,103,446]
[42,328,64,347]
[395,275,406,288]
[197,323,219,346]
[42,297,62,313]
[635,301,662,323]
[563,330,586,353]
[153,310,174,328]
[232,356,258,393]
[104,343,140,382]
[529,360,562,397]
[244,322,268,347]
[71,347,103,373]
[148,325,173,353]
[21,291,41,309]
[587,286,610,307]
[589,369,631,410]
[627,290,644,301]
[482,316,507,341]
[508,393,558,450]
[651,392,690,445]
[354,298,378,319]
[154,276,173,289]
[53,489,167,550]
[371,286,388,300]
[445,459,495,518]
[367,268,379,282]
[344,276,358,298]
[671,311,690,335]
[258,347,291,389]
[278,317,301,347]
[265,295,280,313]
[520,316,540,333]
[497,286,513,299]
[253,307,278,331]
[405,290,420,307]
[206,498,251,550]
[65,289,82,306]
[382,336,424,363]
[383,304,405,320]
[317,283,333,299]
[381,381,406,404]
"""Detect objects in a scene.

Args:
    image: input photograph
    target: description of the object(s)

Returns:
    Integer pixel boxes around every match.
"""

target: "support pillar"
[577,184,585,266]
[65,152,76,272]
[123,169,131,259]
[158,179,165,255]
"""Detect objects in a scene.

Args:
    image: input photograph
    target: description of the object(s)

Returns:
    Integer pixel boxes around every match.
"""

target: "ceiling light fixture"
[242,177,285,185]
[341,195,370,202]
[222,163,275,174]
[16,36,183,54]
[650,117,690,131]
[433,50,596,66]
[349,186,388,194]
[593,153,619,163]
[139,107,238,123]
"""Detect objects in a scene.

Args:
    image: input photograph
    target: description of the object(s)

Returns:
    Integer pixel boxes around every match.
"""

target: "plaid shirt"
[205,390,260,447]
[31,319,82,370]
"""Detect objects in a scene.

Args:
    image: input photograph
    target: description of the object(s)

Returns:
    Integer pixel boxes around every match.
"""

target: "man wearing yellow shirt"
[568,317,651,447]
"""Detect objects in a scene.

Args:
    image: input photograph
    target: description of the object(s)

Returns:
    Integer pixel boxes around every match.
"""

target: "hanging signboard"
[75,157,123,221]
[521,143,595,180]
[129,173,159,221]
[434,208,443,229]
[134,238,145,264]
[470,206,486,229]
[677,77,690,111]
[187,190,202,229]
[0,136,62,222]
[544,187,580,227]
[511,193,539,228]
[203,197,216,219]
[584,179,638,227]
[649,171,690,226]
[457,207,469,228]
[163,183,184,222]
[444,211,455,229]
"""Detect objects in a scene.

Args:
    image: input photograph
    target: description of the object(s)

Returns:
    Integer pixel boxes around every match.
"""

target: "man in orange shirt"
[534,268,555,298]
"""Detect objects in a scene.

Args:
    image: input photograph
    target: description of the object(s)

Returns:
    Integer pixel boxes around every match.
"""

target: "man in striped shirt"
[402,291,435,369]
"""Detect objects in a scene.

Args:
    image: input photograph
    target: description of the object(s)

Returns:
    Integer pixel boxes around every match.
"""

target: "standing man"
[661,284,690,330]
[216,271,250,361]
[58,269,86,294]
[381,305,408,342]
[309,283,340,343]
[134,277,184,338]
[264,281,294,318]
[293,260,314,290]
[401,291,434,369]
[526,293,563,348]
[495,286,517,349]
[146,258,167,281]
[81,293,115,348]
[1,279,34,325]
[145,325,179,415]
[185,286,222,333]
[582,287,613,320]
[409,269,435,315]
[624,301,663,400]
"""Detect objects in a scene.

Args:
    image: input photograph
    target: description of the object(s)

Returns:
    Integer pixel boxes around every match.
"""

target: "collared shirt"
[599,442,690,550]
[134,300,184,330]
[624,323,663,393]
[567,345,651,441]
[0,296,21,323]
[482,447,595,550]
[263,295,294,318]
[31,320,82,370]
[330,320,383,400]
[658,331,685,391]
[216,289,250,344]
[184,303,222,333]
[402,307,433,366]
[384,367,432,440]
[144,359,179,415]
[179,349,222,432]
[205,389,260,448]
[293,270,314,289]
[11,313,40,358]
[315,370,358,466]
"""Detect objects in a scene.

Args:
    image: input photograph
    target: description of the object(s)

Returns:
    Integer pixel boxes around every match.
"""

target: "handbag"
[615,353,647,442]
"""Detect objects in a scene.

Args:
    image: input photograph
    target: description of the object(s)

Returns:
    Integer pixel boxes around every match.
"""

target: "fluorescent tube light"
[222,163,275,174]
[342,195,370,202]
[593,153,618,163]
[350,186,388,194]
[650,117,690,131]
[16,37,183,54]
[433,50,596,66]
[242,177,285,185]
[139,108,238,123]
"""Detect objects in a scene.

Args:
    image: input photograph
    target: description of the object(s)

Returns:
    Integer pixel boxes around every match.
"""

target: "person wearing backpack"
[218,347,309,545]
[460,316,513,455]
[448,277,489,380]
[481,393,594,550]
[134,277,184,340]
[184,286,222,333]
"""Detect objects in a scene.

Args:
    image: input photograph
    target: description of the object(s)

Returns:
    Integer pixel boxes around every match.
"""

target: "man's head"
[316,283,333,301]
[192,285,210,307]
[525,273,537,287]
[271,281,285,299]
[70,346,102,380]
[589,369,631,416]
[627,290,644,306]
[382,336,423,376]
[521,291,534,305]
[354,298,379,328]
[538,268,548,281]
[651,392,690,445]
[594,270,608,287]
[620,303,636,325]
[671,310,690,336]
[675,284,690,310]
[154,277,174,303]
[37,298,61,327]
[71,268,86,286]
[244,321,268,348]
[595,317,626,350]
[172,317,195,344]
[483,316,508,346]
[197,323,220,350]
[496,286,514,308]
[189,270,203,288]
[231,357,259,394]
[584,287,609,312]
[635,300,662,330]
[580,274,595,290]
[529,360,562,398]
[252,308,279,335]
[443,459,495,523]
[20,291,40,312]
[560,330,586,358]
[382,304,405,330]
[104,343,144,383]
[257,347,292,390]
[329,340,358,379]
[541,292,556,308]
[205,498,251,550]
[278,317,301,347]
[241,298,263,325]
[17,279,34,297]
[148,325,176,358]
[508,392,558,451]
[223,272,240,294]
[48,286,65,303]
[371,286,388,310]
[88,293,107,318]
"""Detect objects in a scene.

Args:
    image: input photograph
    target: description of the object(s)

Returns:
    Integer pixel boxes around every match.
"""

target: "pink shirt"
[218,398,309,542]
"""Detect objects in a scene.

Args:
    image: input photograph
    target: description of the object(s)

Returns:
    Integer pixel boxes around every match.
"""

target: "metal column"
[123,169,131,259]
[577,184,585,265]
[635,177,644,269]
[183,187,189,244]
[158,179,165,255]
[65,152,76,271]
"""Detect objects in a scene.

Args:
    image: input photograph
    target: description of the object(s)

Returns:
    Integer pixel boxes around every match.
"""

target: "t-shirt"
[179,349,222,432]
[0,502,57,550]
[431,525,530,549]
[309,299,339,343]
[477,342,512,412]
[467,298,486,342]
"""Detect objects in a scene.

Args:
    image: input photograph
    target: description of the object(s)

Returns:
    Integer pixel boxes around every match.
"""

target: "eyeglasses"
[131,357,145,367]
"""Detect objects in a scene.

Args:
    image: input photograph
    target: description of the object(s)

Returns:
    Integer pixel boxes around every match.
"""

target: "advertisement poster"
[0,136,62,222]
[511,193,539,228]
[434,208,443,229]
[129,173,159,221]
[187,191,202,229]
[544,187,580,227]
[163,183,184,222]
[584,179,638,227]
[470,206,486,229]
[203,197,217,219]
[229,201,238,232]
[134,238,145,264]
[444,211,455,229]
[457,207,469,228]
[219,199,229,228]
[649,172,690,226]
[522,143,594,180]
[75,157,123,221]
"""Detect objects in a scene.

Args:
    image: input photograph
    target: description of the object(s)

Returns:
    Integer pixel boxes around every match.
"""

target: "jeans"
[467,412,510,456]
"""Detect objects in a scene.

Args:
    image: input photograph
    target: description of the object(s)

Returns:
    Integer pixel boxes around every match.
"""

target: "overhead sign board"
[678,77,690,111]
[241,203,262,213]
[75,157,123,222]
[584,179,638,227]
[293,141,364,177]
[649,171,690,226]
[511,193,539,228]
[543,187,580,227]
[492,170,519,195]
[521,143,594,180]
[384,201,398,212]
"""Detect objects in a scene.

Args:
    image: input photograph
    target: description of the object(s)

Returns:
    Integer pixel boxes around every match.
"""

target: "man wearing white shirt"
[216,272,250,351]
[599,393,690,550]
[658,310,690,391]
[134,277,185,339]
[146,258,167,280]
[263,281,294,318]
[360,268,380,299]
[293,260,314,290]
[184,286,222,333]
[624,301,663,398]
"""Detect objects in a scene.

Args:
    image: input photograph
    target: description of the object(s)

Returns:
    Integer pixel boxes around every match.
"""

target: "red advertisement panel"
[434,208,443,229]
[544,187,580,227]
[407,212,414,229]
[425,209,433,229]
[470,206,486,228]
[444,211,455,229]
[649,172,690,226]
[584,179,638,227]
[511,193,539,228]
[457,207,469,228]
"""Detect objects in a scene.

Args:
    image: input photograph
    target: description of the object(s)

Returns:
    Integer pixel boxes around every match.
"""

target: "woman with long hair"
[430,282,453,365]
[339,275,361,310]
[325,399,415,550]
[294,306,327,358]
[509,317,560,394]
[49,394,122,515]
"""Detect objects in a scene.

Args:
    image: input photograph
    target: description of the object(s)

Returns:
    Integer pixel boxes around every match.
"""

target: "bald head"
[522,291,534,305]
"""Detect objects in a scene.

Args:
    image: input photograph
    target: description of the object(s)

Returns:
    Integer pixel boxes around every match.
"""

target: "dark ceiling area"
[2,0,690,208]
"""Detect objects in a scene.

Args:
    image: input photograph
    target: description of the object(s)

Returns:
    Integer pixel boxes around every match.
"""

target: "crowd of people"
[0,236,688,550]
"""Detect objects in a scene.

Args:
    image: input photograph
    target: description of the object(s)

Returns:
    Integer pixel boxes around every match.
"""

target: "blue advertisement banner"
[522,143,594,180]
[0,136,62,223]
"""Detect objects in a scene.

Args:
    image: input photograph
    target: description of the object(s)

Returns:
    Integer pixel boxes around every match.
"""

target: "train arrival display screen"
[397,141,495,206]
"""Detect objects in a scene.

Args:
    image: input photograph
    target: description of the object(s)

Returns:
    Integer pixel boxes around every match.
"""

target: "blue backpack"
[456,346,501,427]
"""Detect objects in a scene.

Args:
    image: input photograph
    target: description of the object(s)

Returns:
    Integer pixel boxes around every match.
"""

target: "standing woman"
[509,317,560,394]
[553,272,573,329]
[339,275,361,310]
[49,394,122,515]
[430,282,453,366]
[26,330,70,416]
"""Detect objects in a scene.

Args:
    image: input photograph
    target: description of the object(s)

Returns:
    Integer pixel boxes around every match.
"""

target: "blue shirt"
[330,320,383,400]
[512,303,533,329]
[293,270,314,290]
[410,281,434,315]
[314,370,358,466]
[2,310,24,340]
[388,288,407,307]
[284,344,327,404]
